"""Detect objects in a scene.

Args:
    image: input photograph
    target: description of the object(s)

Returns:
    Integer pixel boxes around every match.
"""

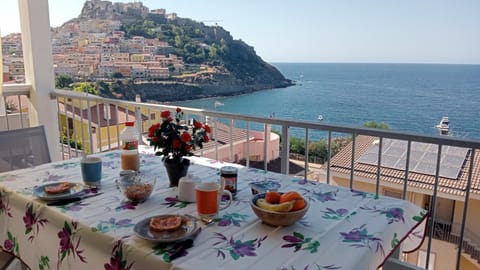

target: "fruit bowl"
[250,192,309,226]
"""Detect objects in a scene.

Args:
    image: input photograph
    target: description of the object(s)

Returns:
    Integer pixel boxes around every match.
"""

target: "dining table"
[0,146,428,270]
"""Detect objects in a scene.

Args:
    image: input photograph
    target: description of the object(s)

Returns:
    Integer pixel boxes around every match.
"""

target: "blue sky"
[1,0,479,64]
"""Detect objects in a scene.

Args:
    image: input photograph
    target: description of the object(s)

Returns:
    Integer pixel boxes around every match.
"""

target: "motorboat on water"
[436,116,449,135]
[318,114,324,121]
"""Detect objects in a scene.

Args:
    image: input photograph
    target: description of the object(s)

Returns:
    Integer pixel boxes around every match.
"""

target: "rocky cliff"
[78,0,293,102]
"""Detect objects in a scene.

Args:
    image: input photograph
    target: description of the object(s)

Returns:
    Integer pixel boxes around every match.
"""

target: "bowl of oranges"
[250,191,308,226]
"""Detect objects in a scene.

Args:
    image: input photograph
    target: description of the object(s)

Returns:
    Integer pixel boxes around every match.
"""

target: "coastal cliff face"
[77,0,293,102]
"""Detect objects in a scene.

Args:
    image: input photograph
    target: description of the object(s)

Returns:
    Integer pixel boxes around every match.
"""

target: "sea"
[175,63,480,141]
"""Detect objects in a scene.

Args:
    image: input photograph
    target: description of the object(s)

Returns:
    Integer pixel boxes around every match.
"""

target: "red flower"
[204,124,211,133]
[180,132,192,143]
[160,110,170,118]
[148,123,160,137]
[194,121,203,129]
[172,139,182,149]
[147,108,210,160]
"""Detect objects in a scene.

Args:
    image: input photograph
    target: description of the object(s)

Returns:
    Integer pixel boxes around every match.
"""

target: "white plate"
[134,215,199,243]
[33,182,85,201]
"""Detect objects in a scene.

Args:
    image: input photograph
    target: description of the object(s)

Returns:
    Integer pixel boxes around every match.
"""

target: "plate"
[33,182,85,201]
[134,215,199,243]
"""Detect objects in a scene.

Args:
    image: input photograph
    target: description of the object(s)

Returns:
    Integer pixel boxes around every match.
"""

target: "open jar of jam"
[221,166,238,196]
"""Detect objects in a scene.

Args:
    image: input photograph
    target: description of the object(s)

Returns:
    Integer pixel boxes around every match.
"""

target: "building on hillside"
[322,135,480,269]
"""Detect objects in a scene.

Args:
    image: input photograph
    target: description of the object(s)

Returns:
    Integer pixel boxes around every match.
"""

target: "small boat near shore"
[318,114,324,121]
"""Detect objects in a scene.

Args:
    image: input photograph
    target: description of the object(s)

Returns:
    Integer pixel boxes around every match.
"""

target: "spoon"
[185,214,214,226]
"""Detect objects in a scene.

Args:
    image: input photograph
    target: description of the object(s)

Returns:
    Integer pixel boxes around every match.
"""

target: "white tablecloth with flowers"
[0,148,428,270]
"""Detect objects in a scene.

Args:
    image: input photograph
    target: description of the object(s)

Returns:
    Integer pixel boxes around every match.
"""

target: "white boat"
[435,116,449,134]
[318,114,324,121]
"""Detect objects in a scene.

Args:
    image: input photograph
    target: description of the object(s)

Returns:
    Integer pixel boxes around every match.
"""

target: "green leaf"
[229,250,240,260]
[25,228,32,235]
[293,232,304,240]
[412,216,422,222]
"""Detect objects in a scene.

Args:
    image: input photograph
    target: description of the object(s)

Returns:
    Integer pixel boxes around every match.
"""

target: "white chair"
[0,126,51,269]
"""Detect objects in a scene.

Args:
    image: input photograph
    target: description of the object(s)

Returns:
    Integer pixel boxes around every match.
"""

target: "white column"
[18,0,60,161]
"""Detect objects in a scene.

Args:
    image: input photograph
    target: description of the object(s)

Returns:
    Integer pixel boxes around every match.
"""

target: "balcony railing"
[3,86,480,269]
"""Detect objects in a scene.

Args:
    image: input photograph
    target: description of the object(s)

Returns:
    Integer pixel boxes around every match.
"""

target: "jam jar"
[221,166,238,196]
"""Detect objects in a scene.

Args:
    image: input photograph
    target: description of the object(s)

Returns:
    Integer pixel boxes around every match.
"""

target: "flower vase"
[164,158,190,187]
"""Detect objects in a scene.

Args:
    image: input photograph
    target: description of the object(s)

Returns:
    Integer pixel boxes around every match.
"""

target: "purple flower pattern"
[2,232,19,256]
[350,189,373,199]
[0,193,13,218]
[115,201,138,211]
[92,218,134,233]
[161,197,191,208]
[42,172,63,182]
[360,206,406,224]
[214,213,249,227]
[281,232,320,253]
[104,240,133,270]
[57,220,87,267]
[152,240,192,262]
[23,203,48,241]
[301,188,338,203]
[339,224,385,257]
[321,208,353,221]
[212,232,267,261]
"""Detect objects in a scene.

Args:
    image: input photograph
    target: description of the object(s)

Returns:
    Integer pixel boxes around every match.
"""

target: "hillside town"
[2,1,187,84]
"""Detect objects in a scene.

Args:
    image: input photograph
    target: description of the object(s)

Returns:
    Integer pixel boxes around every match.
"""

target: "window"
[417,250,435,270]
[382,188,402,199]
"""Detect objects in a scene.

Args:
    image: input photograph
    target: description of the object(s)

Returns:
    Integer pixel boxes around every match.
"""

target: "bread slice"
[44,182,71,194]
[149,215,182,232]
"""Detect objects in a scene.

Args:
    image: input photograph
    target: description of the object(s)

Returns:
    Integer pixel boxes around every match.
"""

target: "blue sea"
[175,63,480,141]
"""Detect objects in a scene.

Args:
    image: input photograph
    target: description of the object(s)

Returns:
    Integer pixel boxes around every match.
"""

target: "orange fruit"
[279,191,302,203]
[291,198,306,211]
[265,191,281,204]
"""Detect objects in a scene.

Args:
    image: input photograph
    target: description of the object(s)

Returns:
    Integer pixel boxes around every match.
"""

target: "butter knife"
[47,192,104,206]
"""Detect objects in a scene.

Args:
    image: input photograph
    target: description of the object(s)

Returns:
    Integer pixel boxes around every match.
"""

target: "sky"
[1,0,479,64]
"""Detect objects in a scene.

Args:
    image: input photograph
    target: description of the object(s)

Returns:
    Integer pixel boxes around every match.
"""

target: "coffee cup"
[80,156,102,186]
[195,182,232,221]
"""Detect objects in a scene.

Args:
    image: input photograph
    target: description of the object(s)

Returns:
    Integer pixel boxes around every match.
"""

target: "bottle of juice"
[120,121,140,171]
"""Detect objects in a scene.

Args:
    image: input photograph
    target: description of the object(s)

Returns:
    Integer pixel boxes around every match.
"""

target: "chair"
[0,126,51,173]
[0,126,51,269]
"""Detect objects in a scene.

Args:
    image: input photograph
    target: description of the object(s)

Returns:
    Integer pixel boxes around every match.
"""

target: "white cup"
[178,175,199,203]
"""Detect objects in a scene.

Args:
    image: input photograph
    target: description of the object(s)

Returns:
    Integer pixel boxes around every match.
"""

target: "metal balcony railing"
[2,86,480,269]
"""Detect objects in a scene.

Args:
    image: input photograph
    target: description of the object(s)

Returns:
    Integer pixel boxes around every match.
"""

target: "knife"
[47,192,104,206]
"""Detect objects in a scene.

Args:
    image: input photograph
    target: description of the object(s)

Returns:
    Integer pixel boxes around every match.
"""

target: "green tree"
[363,121,390,129]
[290,137,305,155]
[55,75,73,89]
[73,82,99,95]
[111,72,124,79]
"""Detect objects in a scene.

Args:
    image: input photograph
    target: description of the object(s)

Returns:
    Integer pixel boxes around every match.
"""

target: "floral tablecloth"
[0,148,427,270]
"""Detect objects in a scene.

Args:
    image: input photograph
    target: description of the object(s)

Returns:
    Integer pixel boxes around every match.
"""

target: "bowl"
[248,180,281,195]
[116,173,156,202]
[250,192,309,226]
